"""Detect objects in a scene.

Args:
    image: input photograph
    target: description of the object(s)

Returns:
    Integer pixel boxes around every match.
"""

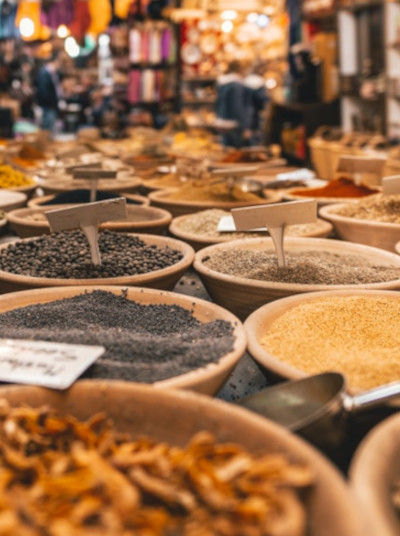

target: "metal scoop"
[238,372,400,447]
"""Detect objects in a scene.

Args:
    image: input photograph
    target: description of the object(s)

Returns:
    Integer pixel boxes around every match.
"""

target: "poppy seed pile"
[0,230,183,279]
[0,290,236,382]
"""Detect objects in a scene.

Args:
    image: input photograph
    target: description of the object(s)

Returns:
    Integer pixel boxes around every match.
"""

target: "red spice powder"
[292,177,379,198]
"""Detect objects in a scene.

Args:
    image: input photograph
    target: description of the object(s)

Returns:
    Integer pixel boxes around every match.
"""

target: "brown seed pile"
[260,295,400,390]
[203,249,400,285]
[332,194,400,223]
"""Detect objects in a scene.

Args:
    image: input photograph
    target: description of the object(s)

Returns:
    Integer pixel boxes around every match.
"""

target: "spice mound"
[260,295,400,390]
[176,209,329,240]
[163,182,264,203]
[331,194,400,223]
[203,248,400,285]
[0,164,34,188]
[0,400,313,535]
[0,230,183,279]
[0,290,235,382]
[291,177,378,199]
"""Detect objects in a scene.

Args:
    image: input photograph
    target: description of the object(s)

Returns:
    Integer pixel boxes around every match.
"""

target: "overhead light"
[19,17,35,39]
[221,10,237,20]
[98,33,110,47]
[266,78,277,89]
[247,12,258,23]
[57,24,69,39]
[257,14,269,28]
[65,36,80,58]
[221,20,233,33]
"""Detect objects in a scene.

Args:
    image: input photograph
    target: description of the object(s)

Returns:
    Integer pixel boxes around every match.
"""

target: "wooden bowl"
[245,289,400,386]
[0,190,27,212]
[320,202,400,252]
[0,285,246,394]
[28,192,149,208]
[193,238,400,319]
[8,205,172,238]
[149,188,282,217]
[0,233,194,294]
[0,381,367,536]
[170,215,333,251]
[350,413,400,536]
[40,175,142,195]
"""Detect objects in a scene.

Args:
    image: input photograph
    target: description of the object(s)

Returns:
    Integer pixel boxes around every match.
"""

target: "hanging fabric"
[15,0,51,41]
[40,0,74,29]
[88,0,111,35]
[0,1,18,39]
[129,28,141,63]
[69,0,91,44]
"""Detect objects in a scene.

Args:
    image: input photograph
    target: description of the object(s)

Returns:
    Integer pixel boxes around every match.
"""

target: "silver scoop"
[238,372,400,447]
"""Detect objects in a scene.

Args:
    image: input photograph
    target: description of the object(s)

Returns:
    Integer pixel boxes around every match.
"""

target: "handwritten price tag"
[0,339,105,389]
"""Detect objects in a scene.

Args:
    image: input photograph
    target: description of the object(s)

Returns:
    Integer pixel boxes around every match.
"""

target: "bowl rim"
[244,288,400,389]
[284,187,379,205]
[28,192,150,208]
[320,201,400,230]
[0,233,194,287]
[0,284,246,390]
[193,237,400,292]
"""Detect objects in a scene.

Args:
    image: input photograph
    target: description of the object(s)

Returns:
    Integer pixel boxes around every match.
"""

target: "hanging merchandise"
[128,67,175,103]
[40,0,74,29]
[69,0,91,44]
[129,23,176,64]
[15,0,51,41]
[0,0,18,39]
[88,0,111,36]
[114,0,133,19]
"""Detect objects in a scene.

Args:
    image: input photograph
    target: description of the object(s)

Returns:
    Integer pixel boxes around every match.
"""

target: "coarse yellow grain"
[260,296,400,391]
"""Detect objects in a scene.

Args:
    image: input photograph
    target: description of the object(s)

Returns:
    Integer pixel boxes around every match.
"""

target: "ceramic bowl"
[0,381,367,536]
[193,237,400,319]
[0,190,27,212]
[350,412,400,536]
[40,175,142,195]
[28,192,149,208]
[320,202,400,252]
[0,285,246,394]
[284,188,378,206]
[0,233,194,294]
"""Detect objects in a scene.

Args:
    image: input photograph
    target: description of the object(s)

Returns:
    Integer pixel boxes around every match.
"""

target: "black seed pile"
[0,290,236,382]
[0,230,183,279]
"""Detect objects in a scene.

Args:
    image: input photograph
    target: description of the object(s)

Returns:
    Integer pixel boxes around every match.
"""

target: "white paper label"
[217,215,265,233]
[276,169,315,181]
[0,339,104,390]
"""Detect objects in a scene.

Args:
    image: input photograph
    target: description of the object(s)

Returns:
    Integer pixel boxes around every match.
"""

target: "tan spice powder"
[260,296,400,391]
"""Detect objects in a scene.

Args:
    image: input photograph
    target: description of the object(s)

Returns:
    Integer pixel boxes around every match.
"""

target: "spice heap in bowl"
[0,164,35,190]
[286,177,379,205]
[246,291,400,392]
[320,194,400,251]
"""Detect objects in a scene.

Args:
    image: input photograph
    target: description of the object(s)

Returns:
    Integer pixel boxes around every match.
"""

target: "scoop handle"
[344,381,400,412]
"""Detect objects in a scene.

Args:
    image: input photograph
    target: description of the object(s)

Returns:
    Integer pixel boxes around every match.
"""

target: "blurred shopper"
[244,63,268,145]
[35,55,60,131]
[216,61,247,148]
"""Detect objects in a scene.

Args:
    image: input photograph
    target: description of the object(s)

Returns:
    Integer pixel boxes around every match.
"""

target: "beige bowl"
[149,188,282,217]
[0,233,194,294]
[320,203,400,252]
[285,187,378,206]
[40,175,142,195]
[0,380,367,536]
[193,238,400,319]
[8,204,172,238]
[396,241,400,255]
[0,285,246,394]
[245,289,400,387]
[0,190,27,212]
[28,192,149,208]
[170,215,333,251]
[350,413,400,536]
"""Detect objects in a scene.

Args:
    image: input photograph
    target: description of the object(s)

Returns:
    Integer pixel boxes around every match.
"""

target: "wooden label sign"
[0,339,104,389]
[211,165,260,177]
[45,198,127,266]
[382,176,400,195]
[72,169,117,179]
[66,162,102,173]
[232,200,317,267]
[337,155,386,174]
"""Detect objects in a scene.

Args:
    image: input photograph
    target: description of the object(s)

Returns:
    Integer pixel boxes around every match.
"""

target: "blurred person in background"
[244,62,268,146]
[216,60,247,148]
[35,54,60,131]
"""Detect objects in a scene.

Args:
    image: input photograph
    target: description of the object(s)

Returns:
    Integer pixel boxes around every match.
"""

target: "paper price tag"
[382,176,400,195]
[232,200,317,267]
[0,339,104,389]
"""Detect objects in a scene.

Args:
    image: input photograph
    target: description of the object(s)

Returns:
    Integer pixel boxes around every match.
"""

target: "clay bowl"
[8,204,172,238]
[396,241,400,255]
[0,285,246,394]
[350,413,400,536]
[40,175,142,195]
[149,188,282,217]
[284,187,378,207]
[244,289,400,388]
[170,214,333,251]
[193,238,400,319]
[28,191,149,208]
[320,202,400,252]
[0,190,27,212]
[0,381,366,536]
[0,233,194,294]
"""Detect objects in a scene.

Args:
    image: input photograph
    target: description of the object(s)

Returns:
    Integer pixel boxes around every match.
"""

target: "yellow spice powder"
[260,296,400,391]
